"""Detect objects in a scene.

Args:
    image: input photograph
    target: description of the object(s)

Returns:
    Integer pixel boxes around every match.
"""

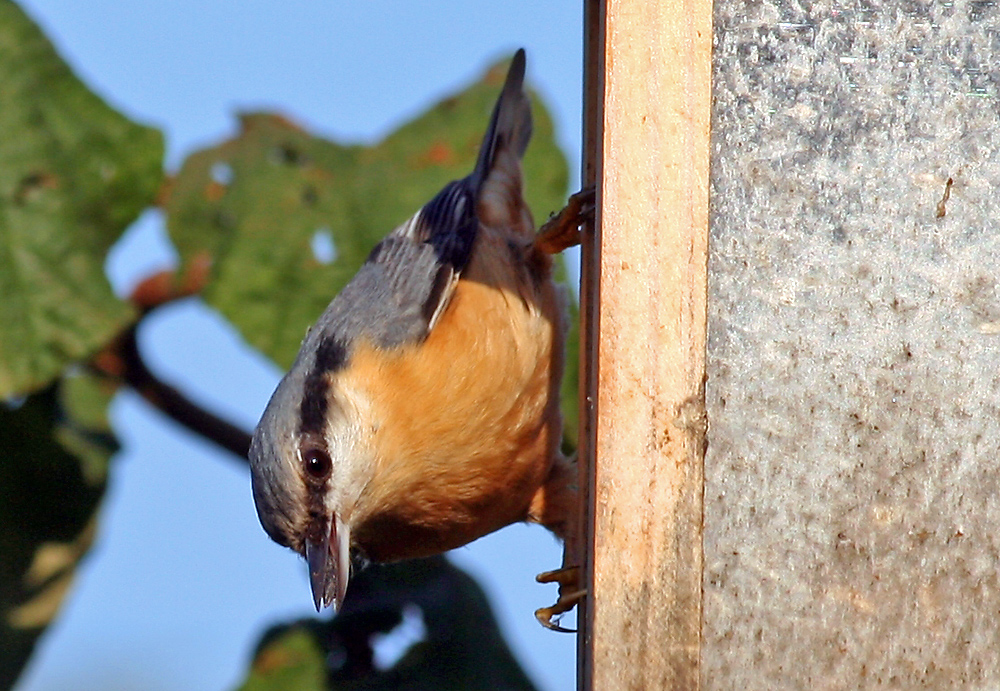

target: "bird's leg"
[534,524,585,633]
[535,567,585,633]
[524,186,596,631]
[527,452,585,632]
[534,186,596,255]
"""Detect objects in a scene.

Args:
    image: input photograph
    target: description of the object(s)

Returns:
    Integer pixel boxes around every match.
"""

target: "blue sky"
[13,2,583,690]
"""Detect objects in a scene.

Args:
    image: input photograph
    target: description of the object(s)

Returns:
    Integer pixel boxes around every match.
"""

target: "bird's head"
[248,337,370,611]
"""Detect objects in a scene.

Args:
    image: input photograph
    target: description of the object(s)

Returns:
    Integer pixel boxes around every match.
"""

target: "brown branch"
[129,252,212,310]
[124,325,251,461]
[92,258,253,464]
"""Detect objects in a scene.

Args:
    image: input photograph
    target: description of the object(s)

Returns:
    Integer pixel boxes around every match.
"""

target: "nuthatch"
[249,49,588,626]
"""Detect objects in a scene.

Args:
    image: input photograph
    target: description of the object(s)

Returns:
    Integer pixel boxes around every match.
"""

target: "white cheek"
[321,383,376,522]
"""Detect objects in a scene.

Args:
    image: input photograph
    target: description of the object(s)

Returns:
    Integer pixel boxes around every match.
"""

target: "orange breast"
[342,227,565,562]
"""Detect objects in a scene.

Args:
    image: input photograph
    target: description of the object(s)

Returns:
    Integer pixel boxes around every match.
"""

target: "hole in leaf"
[327,645,348,672]
[371,605,426,671]
[3,396,26,410]
[311,228,337,265]
[210,162,233,185]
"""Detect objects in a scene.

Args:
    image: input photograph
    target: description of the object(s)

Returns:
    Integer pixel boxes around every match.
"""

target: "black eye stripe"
[299,338,348,435]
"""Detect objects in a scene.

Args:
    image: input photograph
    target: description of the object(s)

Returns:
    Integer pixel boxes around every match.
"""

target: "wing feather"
[311,51,532,353]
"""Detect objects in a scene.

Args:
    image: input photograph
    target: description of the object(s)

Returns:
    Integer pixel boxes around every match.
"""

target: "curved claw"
[535,589,586,633]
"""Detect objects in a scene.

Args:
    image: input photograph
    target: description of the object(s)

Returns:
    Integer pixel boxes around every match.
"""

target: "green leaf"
[166,56,569,370]
[0,0,164,398]
[238,626,328,691]
[234,557,538,691]
[0,371,118,689]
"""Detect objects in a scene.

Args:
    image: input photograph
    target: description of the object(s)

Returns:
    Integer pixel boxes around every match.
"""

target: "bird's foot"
[535,186,596,254]
[535,566,585,633]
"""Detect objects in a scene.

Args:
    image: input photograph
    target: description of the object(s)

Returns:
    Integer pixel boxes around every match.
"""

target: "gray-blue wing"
[309,176,477,352]
[310,49,531,353]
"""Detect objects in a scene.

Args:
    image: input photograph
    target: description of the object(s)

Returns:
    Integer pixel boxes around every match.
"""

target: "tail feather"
[471,49,532,191]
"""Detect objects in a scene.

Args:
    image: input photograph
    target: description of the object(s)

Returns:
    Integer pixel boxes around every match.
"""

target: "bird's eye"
[301,448,332,481]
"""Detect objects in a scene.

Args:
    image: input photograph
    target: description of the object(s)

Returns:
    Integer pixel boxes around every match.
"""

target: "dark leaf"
[0,372,118,689]
[234,557,538,691]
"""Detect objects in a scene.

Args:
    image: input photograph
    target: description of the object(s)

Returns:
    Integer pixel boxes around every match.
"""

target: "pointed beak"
[304,514,351,611]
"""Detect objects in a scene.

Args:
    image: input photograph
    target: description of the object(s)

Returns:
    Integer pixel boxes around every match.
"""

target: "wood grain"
[585,0,712,688]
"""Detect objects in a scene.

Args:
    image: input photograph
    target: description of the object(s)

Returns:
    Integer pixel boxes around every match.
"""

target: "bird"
[248,49,589,627]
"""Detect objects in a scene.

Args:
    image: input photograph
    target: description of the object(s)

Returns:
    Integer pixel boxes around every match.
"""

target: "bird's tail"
[471,48,532,192]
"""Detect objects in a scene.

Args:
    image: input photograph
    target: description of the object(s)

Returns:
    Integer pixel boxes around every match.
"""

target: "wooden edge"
[576,0,605,689]
[583,0,712,688]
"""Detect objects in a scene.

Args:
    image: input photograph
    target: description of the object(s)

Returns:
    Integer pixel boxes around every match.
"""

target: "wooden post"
[581,0,712,688]
[575,0,603,687]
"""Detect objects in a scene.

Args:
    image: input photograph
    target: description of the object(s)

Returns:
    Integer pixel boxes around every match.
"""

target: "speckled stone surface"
[704,0,1000,686]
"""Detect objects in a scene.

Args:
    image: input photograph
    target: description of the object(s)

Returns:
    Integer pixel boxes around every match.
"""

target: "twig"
[91,256,253,464]
[122,325,251,461]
